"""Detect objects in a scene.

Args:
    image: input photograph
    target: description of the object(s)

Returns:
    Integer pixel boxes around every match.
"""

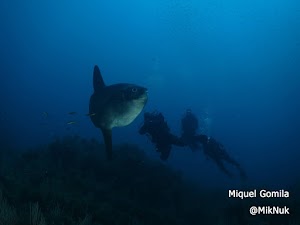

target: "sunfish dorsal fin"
[93,65,105,92]
[101,128,113,160]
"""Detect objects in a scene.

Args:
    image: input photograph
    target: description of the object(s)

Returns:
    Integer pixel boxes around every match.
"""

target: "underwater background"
[1,0,300,224]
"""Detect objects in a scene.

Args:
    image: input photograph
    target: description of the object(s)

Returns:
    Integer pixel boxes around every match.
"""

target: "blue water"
[1,0,299,189]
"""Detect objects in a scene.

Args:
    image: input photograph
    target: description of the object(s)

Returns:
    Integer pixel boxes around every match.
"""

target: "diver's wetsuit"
[139,112,185,161]
[181,109,209,150]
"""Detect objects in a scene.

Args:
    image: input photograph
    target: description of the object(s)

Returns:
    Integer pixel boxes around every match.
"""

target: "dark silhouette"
[181,109,247,179]
[181,109,208,151]
[139,111,185,161]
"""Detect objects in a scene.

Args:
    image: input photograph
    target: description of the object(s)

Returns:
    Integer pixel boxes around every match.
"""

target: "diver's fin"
[101,128,112,160]
[93,65,105,92]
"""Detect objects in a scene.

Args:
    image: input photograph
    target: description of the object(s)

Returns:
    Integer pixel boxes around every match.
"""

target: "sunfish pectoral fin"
[101,128,113,160]
[93,65,105,92]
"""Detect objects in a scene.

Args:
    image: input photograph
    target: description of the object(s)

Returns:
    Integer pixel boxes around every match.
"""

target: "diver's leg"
[222,155,247,179]
[212,140,247,179]
[213,158,233,178]
[225,156,241,168]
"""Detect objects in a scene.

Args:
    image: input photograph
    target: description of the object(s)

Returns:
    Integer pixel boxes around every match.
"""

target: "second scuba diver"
[180,109,247,179]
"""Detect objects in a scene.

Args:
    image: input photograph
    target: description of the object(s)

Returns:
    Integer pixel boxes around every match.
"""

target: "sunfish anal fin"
[101,128,112,160]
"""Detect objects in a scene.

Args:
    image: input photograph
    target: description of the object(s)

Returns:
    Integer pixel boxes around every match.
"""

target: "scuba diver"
[181,109,208,151]
[181,109,247,179]
[139,111,185,161]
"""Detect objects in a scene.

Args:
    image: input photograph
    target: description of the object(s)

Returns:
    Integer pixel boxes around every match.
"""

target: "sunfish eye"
[132,87,138,92]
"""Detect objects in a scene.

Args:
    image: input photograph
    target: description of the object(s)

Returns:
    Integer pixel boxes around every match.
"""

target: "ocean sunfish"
[89,65,148,160]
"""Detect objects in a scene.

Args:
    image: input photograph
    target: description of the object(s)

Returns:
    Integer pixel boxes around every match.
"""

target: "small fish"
[68,112,77,115]
[67,121,77,125]
[85,113,96,117]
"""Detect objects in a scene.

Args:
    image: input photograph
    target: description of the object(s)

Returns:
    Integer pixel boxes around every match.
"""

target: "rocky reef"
[0,135,298,225]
